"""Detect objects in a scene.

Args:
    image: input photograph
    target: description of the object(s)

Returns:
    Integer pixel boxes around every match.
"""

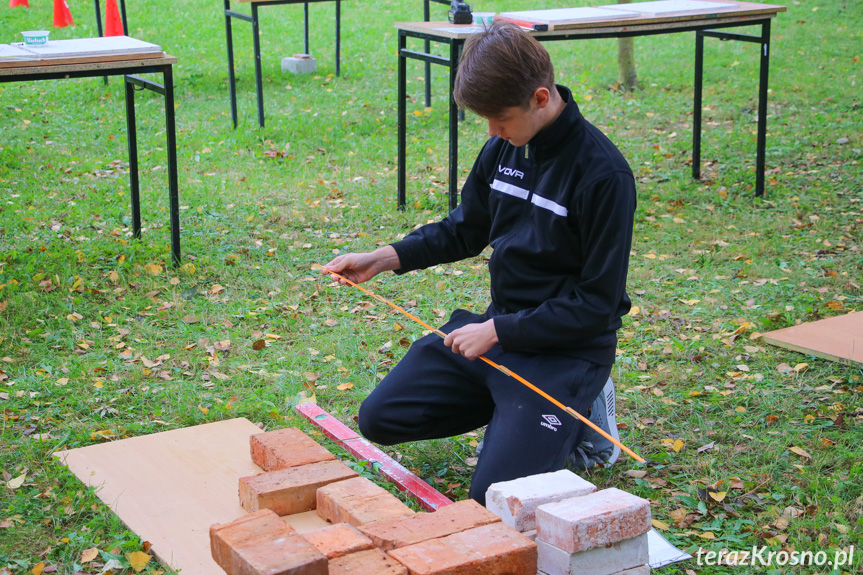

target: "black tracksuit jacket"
[392,86,636,366]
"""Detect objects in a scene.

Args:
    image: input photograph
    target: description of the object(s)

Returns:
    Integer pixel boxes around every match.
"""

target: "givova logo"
[498,165,525,179]
[541,414,561,431]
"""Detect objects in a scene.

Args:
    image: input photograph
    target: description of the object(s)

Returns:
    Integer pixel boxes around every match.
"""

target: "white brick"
[536,488,651,553]
[537,532,648,575]
[486,470,596,532]
[610,565,650,575]
[281,55,317,74]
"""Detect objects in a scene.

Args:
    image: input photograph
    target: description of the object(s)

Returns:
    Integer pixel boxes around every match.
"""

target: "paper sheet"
[604,0,737,16]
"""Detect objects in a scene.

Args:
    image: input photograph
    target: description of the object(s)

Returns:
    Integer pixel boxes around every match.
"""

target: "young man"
[324,22,635,505]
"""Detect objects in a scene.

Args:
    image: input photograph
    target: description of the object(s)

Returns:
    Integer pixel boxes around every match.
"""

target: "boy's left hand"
[444,319,499,360]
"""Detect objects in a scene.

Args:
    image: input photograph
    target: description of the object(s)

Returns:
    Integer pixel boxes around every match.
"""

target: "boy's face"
[484,87,555,148]
[485,102,543,148]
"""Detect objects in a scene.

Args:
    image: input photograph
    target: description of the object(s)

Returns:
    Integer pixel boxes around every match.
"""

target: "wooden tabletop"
[0,53,176,77]
[396,0,786,39]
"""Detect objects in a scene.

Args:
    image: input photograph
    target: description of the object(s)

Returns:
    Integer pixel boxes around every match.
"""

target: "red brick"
[329,548,409,575]
[388,522,537,575]
[210,509,327,575]
[316,476,416,527]
[358,499,501,550]
[536,488,651,553]
[250,427,336,471]
[239,459,358,516]
[301,523,375,559]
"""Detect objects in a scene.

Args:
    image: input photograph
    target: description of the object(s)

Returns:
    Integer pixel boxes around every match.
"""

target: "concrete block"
[302,523,374,559]
[388,522,536,575]
[523,529,537,541]
[329,548,408,575]
[316,476,416,527]
[210,509,327,575]
[281,53,317,74]
[609,566,650,575]
[486,469,596,532]
[239,459,358,516]
[536,532,649,575]
[536,488,651,553]
[250,427,335,471]
[357,498,500,550]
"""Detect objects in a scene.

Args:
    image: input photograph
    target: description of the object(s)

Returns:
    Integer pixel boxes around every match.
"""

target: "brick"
[358,499,500,550]
[329,548,408,575]
[536,488,651,553]
[316,476,415,526]
[210,509,327,575]
[250,427,335,471]
[388,522,536,575]
[239,459,357,516]
[486,470,596,532]
[301,523,374,559]
[536,532,648,575]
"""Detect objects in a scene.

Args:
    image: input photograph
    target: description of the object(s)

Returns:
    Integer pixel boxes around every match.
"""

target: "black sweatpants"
[357,309,612,506]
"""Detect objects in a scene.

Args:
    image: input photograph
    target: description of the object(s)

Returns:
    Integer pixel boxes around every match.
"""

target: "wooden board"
[0,43,38,61]
[55,418,278,575]
[761,311,863,367]
[604,0,737,16]
[6,35,161,60]
[0,51,167,70]
[498,6,640,27]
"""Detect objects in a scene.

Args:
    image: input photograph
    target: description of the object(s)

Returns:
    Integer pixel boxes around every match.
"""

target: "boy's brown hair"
[453,21,555,118]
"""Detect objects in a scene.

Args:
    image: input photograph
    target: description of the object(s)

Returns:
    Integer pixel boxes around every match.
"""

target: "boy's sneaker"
[566,377,620,471]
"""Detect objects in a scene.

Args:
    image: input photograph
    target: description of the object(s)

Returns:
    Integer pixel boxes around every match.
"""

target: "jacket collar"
[529,85,583,151]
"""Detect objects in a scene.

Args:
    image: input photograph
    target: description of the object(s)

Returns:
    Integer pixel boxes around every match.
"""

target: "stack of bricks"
[209,427,537,574]
[485,470,652,575]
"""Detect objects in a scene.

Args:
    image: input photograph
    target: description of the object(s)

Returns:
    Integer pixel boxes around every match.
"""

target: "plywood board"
[498,6,639,26]
[55,418,270,575]
[604,0,736,15]
[761,311,863,367]
[0,43,39,61]
[11,35,162,59]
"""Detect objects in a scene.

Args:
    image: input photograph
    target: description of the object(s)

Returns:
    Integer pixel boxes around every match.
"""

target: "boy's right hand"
[323,246,401,286]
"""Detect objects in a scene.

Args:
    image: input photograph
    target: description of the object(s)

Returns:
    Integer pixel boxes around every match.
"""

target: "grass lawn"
[1,0,861,572]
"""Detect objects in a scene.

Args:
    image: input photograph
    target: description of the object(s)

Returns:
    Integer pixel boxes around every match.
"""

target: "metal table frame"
[223,0,343,128]
[397,11,780,211]
[0,57,181,265]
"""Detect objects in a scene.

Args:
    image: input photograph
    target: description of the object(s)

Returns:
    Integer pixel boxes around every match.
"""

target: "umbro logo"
[541,414,561,431]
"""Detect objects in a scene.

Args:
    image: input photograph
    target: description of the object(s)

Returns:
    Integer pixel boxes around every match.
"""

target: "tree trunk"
[617,0,638,91]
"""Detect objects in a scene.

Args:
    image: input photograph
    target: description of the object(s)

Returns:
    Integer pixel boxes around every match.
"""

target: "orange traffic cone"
[53,0,74,28]
[10,0,30,8]
[105,0,123,36]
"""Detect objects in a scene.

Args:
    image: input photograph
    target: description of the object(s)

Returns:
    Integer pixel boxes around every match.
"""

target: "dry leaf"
[698,532,716,540]
[708,491,727,503]
[7,474,26,489]
[336,383,354,391]
[324,319,338,327]
[625,469,648,479]
[252,340,266,351]
[789,446,811,459]
[80,548,99,564]
[31,563,44,575]
[128,551,152,572]
[670,507,688,526]
[181,315,199,324]
[651,519,669,531]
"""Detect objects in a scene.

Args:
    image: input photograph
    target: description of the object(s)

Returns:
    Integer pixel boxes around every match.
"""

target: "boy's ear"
[533,86,552,109]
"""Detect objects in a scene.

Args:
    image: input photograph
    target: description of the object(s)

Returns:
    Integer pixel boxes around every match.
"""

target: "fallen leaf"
[789,446,811,459]
[324,319,338,327]
[7,474,26,489]
[252,340,266,351]
[80,548,99,564]
[670,507,688,527]
[651,519,669,530]
[465,457,478,467]
[698,532,716,540]
[336,383,354,391]
[144,263,163,275]
[776,363,793,374]
[625,469,648,479]
[128,551,152,572]
[708,491,727,503]
[697,442,715,453]
[31,563,44,575]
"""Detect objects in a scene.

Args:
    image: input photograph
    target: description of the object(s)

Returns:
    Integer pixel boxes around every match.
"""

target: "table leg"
[123,76,142,240]
[448,41,459,211]
[119,0,128,33]
[163,66,182,266]
[304,3,310,55]
[225,0,239,129]
[755,19,771,197]
[335,0,341,76]
[398,32,407,210]
[424,0,431,108]
[692,31,704,182]
[252,4,265,127]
